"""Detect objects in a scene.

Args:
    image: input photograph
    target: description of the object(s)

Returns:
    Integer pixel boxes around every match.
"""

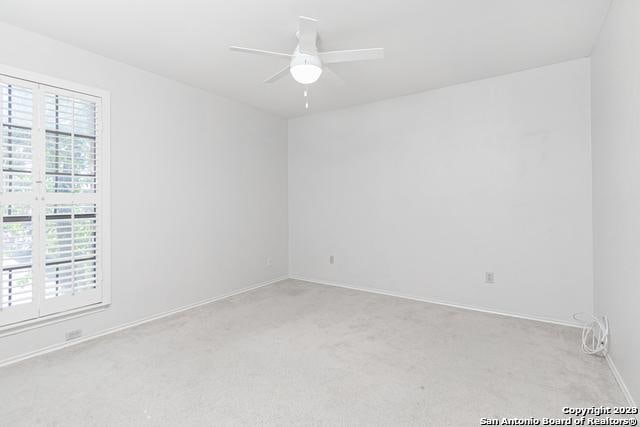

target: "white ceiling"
[0,0,610,118]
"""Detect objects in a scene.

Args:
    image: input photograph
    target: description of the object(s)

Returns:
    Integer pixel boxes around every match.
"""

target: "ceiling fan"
[230,16,384,86]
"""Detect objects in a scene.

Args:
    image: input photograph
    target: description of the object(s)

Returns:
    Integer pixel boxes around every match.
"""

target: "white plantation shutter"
[43,204,98,309]
[40,87,102,316]
[1,204,37,324]
[44,92,97,194]
[1,83,33,192]
[0,71,109,328]
[2,205,34,306]
[0,78,39,325]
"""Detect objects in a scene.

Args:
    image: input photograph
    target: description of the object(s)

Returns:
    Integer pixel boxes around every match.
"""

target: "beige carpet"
[0,279,625,426]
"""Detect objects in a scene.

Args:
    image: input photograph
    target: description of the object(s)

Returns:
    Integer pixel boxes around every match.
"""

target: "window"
[0,69,110,329]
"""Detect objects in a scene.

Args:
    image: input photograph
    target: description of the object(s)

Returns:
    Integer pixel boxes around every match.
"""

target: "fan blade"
[264,65,291,83]
[319,48,384,64]
[229,46,292,58]
[322,66,345,86]
[298,16,318,54]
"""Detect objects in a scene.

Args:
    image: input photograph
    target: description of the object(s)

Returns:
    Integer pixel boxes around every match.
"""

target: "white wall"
[0,23,288,362]
[289,59,593,324]
[591,0,640,404]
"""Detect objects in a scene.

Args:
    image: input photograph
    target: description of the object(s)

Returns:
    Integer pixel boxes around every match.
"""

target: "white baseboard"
[290,276,582,328]
[606,354,638,409]
[0,275,287,368]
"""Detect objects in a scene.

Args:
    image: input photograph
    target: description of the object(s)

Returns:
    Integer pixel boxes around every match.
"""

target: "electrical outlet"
[329,255,334,265]
[65,329,82,341]
[485,272,495,284]
[266,257,272,267]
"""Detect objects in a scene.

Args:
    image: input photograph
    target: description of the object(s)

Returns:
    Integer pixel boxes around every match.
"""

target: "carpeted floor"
[0,279,625,426]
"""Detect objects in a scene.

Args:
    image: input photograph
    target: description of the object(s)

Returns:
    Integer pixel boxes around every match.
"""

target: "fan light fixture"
[290,64,322,84]
[290,53,322,84]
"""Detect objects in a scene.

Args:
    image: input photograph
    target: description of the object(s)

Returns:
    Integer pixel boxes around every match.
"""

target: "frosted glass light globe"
[290,64,322,84]
[290,52,322,84]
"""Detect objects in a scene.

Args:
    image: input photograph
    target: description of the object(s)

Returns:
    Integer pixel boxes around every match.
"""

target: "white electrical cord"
[573,313,609,356]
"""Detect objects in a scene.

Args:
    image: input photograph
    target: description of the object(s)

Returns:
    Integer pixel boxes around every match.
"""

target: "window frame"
[0,64,111,334]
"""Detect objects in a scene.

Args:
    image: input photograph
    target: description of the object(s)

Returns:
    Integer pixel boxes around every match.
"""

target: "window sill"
[0,302,110,338]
